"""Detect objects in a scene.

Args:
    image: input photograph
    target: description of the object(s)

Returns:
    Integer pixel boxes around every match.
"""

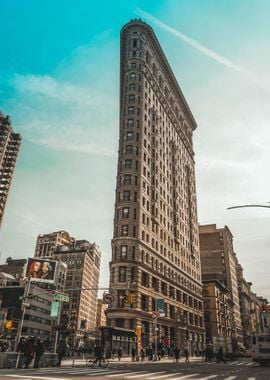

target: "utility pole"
[14,277,31,368]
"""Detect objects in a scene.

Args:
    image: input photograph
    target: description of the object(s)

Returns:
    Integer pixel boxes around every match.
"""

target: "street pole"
[54,301,62,353]
[14,277,31,368]
[154,299,158,361]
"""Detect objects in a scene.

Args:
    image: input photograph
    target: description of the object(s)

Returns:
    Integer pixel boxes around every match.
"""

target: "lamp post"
[227,203,270,210]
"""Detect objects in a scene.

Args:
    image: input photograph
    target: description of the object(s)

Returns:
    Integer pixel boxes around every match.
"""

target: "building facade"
[107,19,204,353]
[96,299,108,328]
[199,224,243,345]
[202,274,236,353]
[0,112,21,227]
[35,230,74,258]
[53,240,101,345]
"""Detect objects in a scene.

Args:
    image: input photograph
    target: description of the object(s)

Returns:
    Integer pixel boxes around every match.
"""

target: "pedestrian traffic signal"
[128,292,136,305]
[5,320,19,330]
[5,320,13,330]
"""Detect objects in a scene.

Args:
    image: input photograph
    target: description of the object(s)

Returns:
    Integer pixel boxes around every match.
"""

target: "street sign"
[152,311,160,319]
[103,292,114,304]
[54,293,69,303]
[50,301,60,318]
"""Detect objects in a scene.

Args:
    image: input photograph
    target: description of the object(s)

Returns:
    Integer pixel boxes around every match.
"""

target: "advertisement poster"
[24,258,57,284]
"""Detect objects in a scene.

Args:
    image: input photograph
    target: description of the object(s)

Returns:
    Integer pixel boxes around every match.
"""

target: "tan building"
[35,230,73,258]
[202,274,236,353]
[0,112,21,227]
[53,240,101,345]
[96,299,108,328]
[199,224,243,345]
[107,19,204,354]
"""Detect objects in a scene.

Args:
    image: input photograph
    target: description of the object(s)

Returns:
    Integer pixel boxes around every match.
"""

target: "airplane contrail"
[136,8,267,91]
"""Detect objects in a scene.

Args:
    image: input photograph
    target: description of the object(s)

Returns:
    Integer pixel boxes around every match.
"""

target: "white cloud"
[136,8,268,92]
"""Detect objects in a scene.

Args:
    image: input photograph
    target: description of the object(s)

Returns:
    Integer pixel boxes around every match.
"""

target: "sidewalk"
[61,356,204,367]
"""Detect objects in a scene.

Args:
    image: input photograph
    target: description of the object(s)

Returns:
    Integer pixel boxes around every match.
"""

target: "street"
[0,358,269,380]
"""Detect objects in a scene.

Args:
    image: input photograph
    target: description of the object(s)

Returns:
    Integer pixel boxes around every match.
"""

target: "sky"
[0,0,269,299]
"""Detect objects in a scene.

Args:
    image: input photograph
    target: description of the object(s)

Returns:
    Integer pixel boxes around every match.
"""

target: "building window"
[118,266,126,282]
[131,62,136,69]
[127,119,134,127]
[126,132,133,141]
[122,207,129,218]
[128,95,135,102]
[128,107,135,115]
[129,84,135,91]
[123,174,132,185]
[130,73,136,80]
[123,191,130,201]
[125,159,132,169]
[121,225,128,236]
[120,245,128,259]
[126,145,133,154]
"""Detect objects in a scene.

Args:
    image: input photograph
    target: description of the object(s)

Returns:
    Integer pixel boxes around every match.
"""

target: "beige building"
[107,19,204,353]
[199,224,243,345]
[96,299,108,328]
[35,230,73,258]
[53,240,101,345]
[0,112,21,227]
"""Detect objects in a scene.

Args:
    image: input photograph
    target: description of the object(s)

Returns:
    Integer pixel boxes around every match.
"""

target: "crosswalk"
[3,361,259,380]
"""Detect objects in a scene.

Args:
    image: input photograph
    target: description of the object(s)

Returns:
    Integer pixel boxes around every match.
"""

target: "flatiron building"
[107,20,204,353]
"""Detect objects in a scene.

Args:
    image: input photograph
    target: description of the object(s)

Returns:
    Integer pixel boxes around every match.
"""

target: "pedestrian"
[216,346,226,364]
[184,347,189,363]
[56,340,67,367]
[131,346,136,362]
[140,348,145,362]
[33,338,45,368]
[117,347,122,361]
[94,343,103,367]
[112,347,117,360]
[205,345,213,362]
[24,337,35,369]
[173,346,180,364]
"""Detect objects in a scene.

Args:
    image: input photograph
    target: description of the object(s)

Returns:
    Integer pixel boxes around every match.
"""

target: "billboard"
[24,258,57,284]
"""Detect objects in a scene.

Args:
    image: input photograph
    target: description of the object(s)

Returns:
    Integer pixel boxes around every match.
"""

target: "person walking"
[56,340,67,367]
[216,346,226,364]
[33,338,45,368]
[173,346,180,364]
[184,347,190,363]
[24,337,35,369]
[140,348,145,362]
[131,346,136,362]
[117,347,122,361]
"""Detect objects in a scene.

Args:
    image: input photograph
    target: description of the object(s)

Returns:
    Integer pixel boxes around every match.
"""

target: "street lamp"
[227,203,270,210]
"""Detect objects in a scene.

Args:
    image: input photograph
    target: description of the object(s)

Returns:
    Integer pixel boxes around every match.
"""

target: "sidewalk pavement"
[61,356,204,367]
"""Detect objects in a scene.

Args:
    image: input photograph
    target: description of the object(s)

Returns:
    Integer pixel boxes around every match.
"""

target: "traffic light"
[135,326,142,337]
[5,320,19,330]
[128,292,136,305]
[5,320,13,330]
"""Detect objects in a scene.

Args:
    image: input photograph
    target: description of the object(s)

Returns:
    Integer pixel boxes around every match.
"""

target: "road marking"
[107,372,133,378]
[148,374,180,380]
[125,372,156,379]
[230,361,239,365]
[166,375,199,380]
[5,375,67,380]
[247,378,256,380]
[246,362,254,366]
[223,377,237,380]
[196,376,218,380]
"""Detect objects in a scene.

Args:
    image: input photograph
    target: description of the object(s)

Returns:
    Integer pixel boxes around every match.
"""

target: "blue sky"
[1,0,270,298]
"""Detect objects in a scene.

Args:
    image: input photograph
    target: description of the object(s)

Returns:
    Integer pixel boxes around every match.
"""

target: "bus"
[249,334,270,365]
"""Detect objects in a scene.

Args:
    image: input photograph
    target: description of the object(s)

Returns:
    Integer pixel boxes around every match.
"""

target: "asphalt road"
[0,358,269,380]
